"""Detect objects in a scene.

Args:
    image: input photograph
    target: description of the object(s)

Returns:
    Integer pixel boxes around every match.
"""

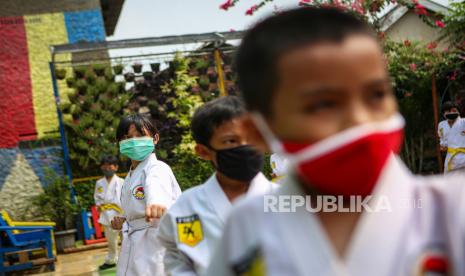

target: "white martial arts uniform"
[157,173,276,275]
[438,118,465,172]
[117,153,182,276]
[206,156,465,276]
[94,175,124,264]
[270,153,289,184]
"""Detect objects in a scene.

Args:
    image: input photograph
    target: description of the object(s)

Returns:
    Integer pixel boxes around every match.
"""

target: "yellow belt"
[271,175,285,183]
[447,148,465,171]
[100,203,123,214]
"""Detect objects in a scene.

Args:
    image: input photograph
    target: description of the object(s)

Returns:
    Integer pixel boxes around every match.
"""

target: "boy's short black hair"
[116,114,159,141]
[442,101,459,114]
[191,96,245,146]
[101,155,118,166]
[236,7,375,116]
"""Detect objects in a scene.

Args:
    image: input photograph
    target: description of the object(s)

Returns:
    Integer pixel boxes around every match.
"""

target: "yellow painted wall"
[25,13,70,139]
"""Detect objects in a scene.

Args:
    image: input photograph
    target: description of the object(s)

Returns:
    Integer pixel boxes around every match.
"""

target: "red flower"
[220,0,233,10]
[299,0,312,6]
[405,91,413,97]
[245,5,258,15]
[409,63,417,71]
[404,40,411,47]
[435,20,445,28]
[414,4,428,15]
[427,42,437,50]
[412,0,418,4]
[378,32,385,40]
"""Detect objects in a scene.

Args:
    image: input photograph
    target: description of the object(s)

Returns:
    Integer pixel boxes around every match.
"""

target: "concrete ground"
[36,248,116,276]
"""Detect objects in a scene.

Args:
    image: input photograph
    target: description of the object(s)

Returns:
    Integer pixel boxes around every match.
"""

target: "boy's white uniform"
[94,175,124,265]
[117,153,182,276]
[270,153,289,183]
[438,118,465,172]
[206,156,465,276]
[157,173,276,275]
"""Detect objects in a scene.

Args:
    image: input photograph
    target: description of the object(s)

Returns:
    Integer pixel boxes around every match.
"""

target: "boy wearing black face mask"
[94,155,124,270]
[157,96,276,275]
[438,101,465,172]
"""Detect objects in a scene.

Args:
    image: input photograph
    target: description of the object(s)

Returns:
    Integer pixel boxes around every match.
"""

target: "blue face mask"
[119,137,155,161]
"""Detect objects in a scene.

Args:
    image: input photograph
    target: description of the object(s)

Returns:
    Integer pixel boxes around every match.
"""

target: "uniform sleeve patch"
[132,185,145,200]
[232,247,265,276]
[176,214,204,247]
[97,186,103,193]
[414,248,449,276]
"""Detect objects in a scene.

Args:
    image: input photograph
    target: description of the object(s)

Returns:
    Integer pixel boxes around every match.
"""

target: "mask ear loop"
[250,112,286,154]
[250,112,301,176]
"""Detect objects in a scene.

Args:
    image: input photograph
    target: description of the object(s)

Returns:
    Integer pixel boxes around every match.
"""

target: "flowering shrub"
[219,0,438,29]
[384,40,464,172]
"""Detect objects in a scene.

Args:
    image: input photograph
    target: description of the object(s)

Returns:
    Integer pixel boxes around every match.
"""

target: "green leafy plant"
[441,1,465,49]
[55,68,67,80]
[73,181,96,211]
[61,65,131,176]
[31,170,79,231]
[384,40,463,172]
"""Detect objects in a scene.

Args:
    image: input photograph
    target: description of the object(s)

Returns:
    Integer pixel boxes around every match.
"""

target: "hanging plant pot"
[143,71,153,81]
[150,63,160,73]
[199,77,210,90]
[132,63,143,74]
[55,68,67,80]
[208,73,218,83]
[113,64,124,75]
[124,72,135,82]
[74,66,86,79]
[66,77,76,88]
[93,64,106,76]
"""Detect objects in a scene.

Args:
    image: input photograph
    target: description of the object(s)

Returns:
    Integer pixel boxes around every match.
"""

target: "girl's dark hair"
[116,114,159,141]
[236,7,374,117]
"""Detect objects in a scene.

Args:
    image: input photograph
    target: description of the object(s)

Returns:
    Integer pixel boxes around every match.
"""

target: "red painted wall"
[0,16,35,148]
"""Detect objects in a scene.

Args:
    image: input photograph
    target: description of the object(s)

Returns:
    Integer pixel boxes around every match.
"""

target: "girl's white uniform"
[438,118,465,172]
[117,153,182,276]
[157,173,276,275]
[206,156,465,276]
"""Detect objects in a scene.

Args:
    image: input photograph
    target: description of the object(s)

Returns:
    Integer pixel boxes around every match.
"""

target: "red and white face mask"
[252,113,405,197]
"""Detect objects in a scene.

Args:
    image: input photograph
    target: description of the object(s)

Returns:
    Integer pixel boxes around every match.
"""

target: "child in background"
[207,7,465,276]
[438,101,465,172]
[111,114,182,276]
[270,153,289,183]
[157,96,276,275]
[94,155,124,270]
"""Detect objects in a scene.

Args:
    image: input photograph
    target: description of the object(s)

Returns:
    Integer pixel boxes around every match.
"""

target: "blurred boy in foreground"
[207,7,465,276]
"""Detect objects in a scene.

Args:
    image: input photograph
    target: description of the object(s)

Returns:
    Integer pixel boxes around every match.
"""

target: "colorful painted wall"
[0,7,106,219]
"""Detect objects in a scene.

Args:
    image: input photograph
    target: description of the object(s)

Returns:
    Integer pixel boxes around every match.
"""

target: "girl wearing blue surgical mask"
[111,114,182,276]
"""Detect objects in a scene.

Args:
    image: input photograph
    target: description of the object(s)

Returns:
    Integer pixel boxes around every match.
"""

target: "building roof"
[100,0,125,36]
[379,0,450,31]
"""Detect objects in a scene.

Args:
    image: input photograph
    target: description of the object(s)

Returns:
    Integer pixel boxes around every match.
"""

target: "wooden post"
[432,75,444,173]
[213,49,226,96]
